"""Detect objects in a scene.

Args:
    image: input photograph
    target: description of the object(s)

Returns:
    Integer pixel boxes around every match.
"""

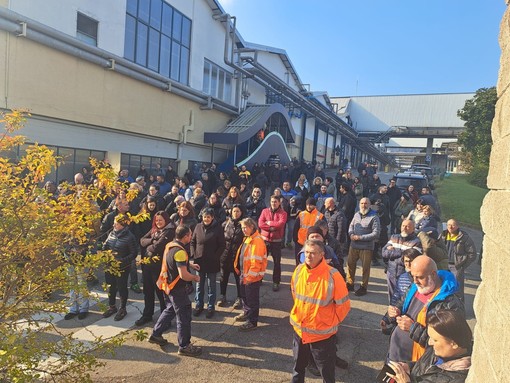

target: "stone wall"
[468,2,510,382]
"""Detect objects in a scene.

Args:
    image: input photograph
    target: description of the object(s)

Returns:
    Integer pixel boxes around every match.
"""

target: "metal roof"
[331,93,474,134]
[204,103,295,145]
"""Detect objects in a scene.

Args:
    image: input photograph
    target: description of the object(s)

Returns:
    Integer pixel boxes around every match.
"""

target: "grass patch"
[434,174,488,229]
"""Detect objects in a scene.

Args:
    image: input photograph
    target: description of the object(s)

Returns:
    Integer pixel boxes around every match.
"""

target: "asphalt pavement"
[58,170,482,383]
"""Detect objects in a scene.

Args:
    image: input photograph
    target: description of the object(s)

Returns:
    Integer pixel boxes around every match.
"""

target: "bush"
[468,163,489,189]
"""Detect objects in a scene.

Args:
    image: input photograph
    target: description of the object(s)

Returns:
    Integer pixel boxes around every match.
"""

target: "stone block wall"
[468,2,510,382]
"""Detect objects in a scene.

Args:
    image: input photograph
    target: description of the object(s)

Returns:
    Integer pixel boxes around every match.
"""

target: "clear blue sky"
[220,0,506,97]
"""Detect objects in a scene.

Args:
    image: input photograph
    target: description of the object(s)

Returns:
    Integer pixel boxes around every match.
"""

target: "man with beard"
[382,219,422,302]
[386,255,463,363]
[346,198,380,297]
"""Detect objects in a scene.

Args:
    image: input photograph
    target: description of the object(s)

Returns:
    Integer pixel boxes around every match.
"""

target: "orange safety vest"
[156,242,187,295]
[290,257,350,344]
[234,230,267,284]
[297,209,324,245]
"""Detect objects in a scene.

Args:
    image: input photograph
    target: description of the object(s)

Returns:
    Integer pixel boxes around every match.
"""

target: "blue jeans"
[195,272,217,310]
[68,266,89,314]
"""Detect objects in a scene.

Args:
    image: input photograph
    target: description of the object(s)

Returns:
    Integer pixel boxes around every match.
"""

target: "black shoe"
[148,335,168,346]
[64,312,77,320]
[193,307,203,317]
[103,306,117,318]
[135,316,152,326]
[114,307,127,321]
[355,286,367,296]
[371,259,381,266]
[272,283,280,292]
[307,365,321,377]
[205,309,214,319]
[178,343,202,357]
[346,283,354,292]
[335,356,349,369]
[77,312,88,320]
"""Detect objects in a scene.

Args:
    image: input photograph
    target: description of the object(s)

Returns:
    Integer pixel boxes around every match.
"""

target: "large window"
[203,59,233,103]
[77,12,98,46]
[121,153,176,181]
[125,0,191,84]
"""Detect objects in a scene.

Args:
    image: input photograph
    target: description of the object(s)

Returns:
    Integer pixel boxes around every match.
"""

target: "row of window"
[124,0,191,84]
[121,153,176,181]
[202,60,233,103]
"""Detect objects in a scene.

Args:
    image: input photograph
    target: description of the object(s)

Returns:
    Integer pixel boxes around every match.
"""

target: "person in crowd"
[245,187,266,220]
[315,220,346,279]
[335,168,345,192]
[418,228,449,270]
[189,187,206,219]
[314,184,333,213]
[294,175,309,209]
[337,183,356,226]
[258,195,288,292]
[273,187,289,213]
[118,169,134,185]
[346,197,381,297]
[170,201,197,234]
[415,205,439,233]
[323,197,348,258]
[386,255,464,363]
[342,169,355,189]
[177,178,190,198]
[152,163,164,178]
[290,239,350,383]
[382,219,422,301]
[222,186,245,217]
[102,214,138,321]
[387,178,402,234]
[310,176,323,197]
[137,164,149,183]
[217,205,244,309]
[324,176,336,197]
[233,218,268,331]
[183,168,194,185]
[295,173,310,190]
[200,193,226,224]
[394,194,415,233]
[229,166,241,188]
[165,165,177,185]
[254,170,268,199]
[138,196,160,238]
[142,184,165,212]
[314,165,325,181]
[149,225,202,357]
[136,211,175,326]
[380,248,421,335]
[163,185,180,215]
[407,199,426,228]
[286,196,301,248]
[353,177,364,203]
[370,184,391,266]
[419,186,441,218]
[191,208,226,318]
[268,163,282,192]
[238,165,252,185]
[359,169,370,198]
[292,198,324,265]
[153,174,171,197]
[387,309,472,383]
[238,181,250,201]
[443,219,477,302]
[406,184,419,206]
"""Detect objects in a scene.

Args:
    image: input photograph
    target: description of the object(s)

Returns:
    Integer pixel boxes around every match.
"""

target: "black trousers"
[141,261,166,317]
[266,241,282,284]
[219,254,241,297]
[291,332,336,383]
[105,267,130,308]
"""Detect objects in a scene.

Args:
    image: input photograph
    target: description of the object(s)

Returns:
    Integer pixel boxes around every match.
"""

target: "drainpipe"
[299,113,307,161]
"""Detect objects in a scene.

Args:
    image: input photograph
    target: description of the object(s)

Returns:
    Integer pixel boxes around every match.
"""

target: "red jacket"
[258,207,288,242]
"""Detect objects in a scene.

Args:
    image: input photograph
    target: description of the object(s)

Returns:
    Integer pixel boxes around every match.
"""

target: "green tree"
[457,87,496,187]
[0,110,146,382]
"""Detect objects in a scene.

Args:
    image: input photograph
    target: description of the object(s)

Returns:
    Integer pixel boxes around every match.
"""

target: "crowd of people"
[57,159,477,381]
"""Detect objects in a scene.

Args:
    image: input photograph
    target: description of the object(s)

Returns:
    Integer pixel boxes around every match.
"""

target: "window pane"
[127,0,138,16]
[57,147,75,183]
[172,11,182,42]
[160,34,171,77]
[211,65,218,97]
[225,73,232,103]
[202,61,211,93]
[180,46,189,84]
[170,40,180,81]
[218,69,225,100]
[124,15,136,61]
[148,28,160,71]
[162,4,173,36]
[150,0,162,29]
[138,0,150,23]
[181,17,191,47]
[91,150,106,162]
[135,22,148,66]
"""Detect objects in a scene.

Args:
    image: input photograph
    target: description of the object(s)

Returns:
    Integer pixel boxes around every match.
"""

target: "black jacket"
[190,219,226,273]
[103,226,138,270]
[409,345,471,383]
[222,217,244,263]
[140,223,176,260]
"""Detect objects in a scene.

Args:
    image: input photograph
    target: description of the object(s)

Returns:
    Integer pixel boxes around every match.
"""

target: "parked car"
[394,171,430,192]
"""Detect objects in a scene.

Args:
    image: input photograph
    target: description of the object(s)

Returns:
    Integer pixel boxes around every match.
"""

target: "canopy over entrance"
[204,103,295,145]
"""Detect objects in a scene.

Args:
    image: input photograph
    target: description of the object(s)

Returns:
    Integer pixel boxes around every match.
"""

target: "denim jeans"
[68,266,89,314]
[195,272,217,310]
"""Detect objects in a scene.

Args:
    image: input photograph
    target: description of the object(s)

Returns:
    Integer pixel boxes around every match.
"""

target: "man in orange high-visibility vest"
[149,225,202,357]
[292,198,324,265]
[290,239,350,383]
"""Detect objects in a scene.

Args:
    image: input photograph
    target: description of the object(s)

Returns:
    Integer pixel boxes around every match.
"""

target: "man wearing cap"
[346,197,380,296]
[292,198,324,265]
[290,239,350,383]
[382,219,422,302]
[442,219,476,302]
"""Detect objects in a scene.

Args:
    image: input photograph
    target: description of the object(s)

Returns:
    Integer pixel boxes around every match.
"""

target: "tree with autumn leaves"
[0,110,146,382]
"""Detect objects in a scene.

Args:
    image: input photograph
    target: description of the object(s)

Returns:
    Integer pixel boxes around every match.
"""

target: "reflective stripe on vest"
[156,242,186,295]
[290,317,338,336]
